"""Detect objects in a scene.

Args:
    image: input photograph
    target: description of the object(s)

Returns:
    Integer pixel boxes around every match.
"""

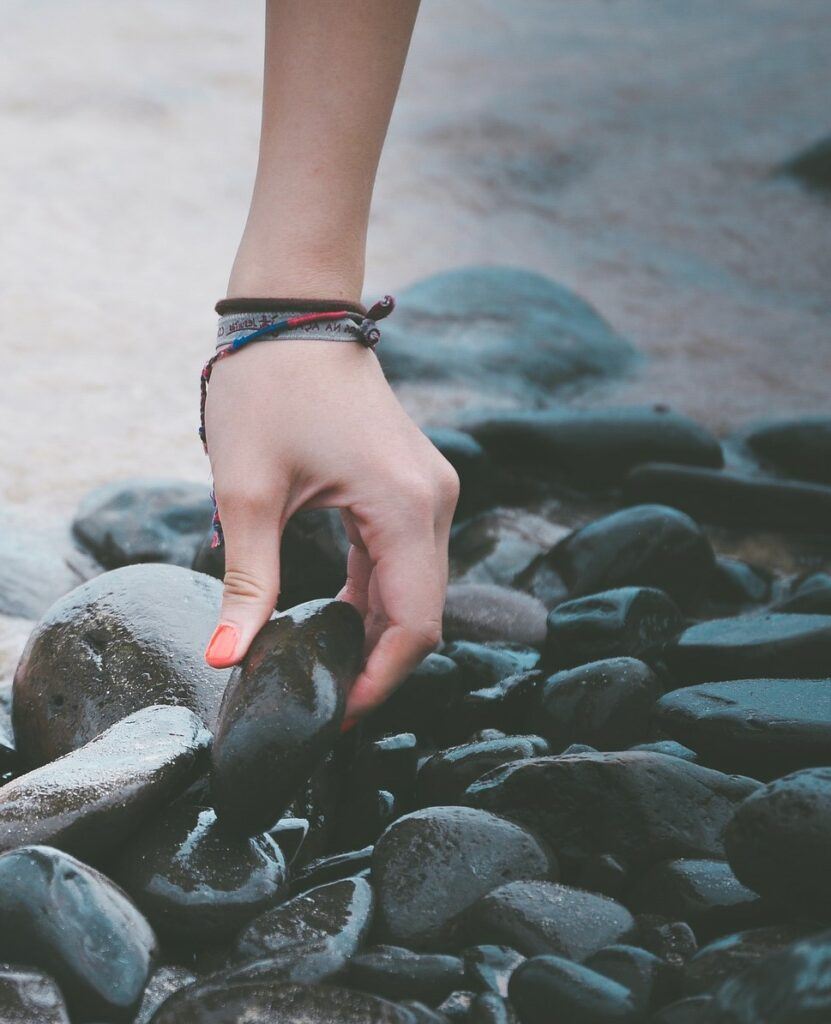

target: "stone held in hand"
[210,599,364,836]
[0,705,210,859]
[0,845,157,1023]
[12,563,231,768]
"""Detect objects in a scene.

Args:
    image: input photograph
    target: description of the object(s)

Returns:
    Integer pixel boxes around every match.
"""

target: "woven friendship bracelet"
[199,294,395,547]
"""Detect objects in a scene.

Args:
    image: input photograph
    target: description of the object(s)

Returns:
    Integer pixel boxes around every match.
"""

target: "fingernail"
[205,623,239,666]
[340,716,358,734]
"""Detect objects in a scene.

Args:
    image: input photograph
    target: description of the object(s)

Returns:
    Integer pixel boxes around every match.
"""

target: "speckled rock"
[535,657,659,751]
[114,802,287,944]
[211,599,364,835]
[544,587,682,670]
[372,806,553,949]
[653,678,831,778]
[665,614,831,684]
[0,965,70,1024]
[134,966,197,1024]
[458,881,634,962]
[0,705,209,858]
[12,564,230,768]
[744,416,831,484]
[0,845,156,1022]
[346,946,466,1004]
[466,751,758,869]
[509,954,639,1024]
[714,928,831,1023]
[442,583,548,647]
[725,767,831,915]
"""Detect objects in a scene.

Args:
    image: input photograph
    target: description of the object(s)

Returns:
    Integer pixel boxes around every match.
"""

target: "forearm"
[228,0,421,303]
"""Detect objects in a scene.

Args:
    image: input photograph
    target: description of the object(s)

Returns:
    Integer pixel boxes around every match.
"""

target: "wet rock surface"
[509,954,639,1023]
[744,416,831,483]
[211,599,364,834]
[345,945,466,1004]
[0,964,70,1024]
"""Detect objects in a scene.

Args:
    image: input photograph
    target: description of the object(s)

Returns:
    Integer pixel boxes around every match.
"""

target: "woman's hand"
[202,339,459,724]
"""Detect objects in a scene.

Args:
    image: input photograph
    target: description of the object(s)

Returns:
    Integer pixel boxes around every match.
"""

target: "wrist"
[227,237,365,305]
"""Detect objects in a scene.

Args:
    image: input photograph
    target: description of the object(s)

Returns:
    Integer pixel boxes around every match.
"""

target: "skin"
[204,0,459,724]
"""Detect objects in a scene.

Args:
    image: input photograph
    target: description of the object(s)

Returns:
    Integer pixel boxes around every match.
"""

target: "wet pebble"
[774,571,831,614]
[468,992,519,1024]
[416,735,548,807]
[0,965,70,1024]
[585,944,677,1015]
[134,966,197,1024]
[462,945,526,998]
[649,994,714,1023]
[366,654,464,743]
[509,954,639,1024]
[289,845,374,895]
[634,916,697,969]
[744,415,831,484]
[450,509,568,590]
[345,945,466,1004]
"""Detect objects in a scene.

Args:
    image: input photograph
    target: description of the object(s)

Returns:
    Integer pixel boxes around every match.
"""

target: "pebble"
[456,670,543,737]
[442,583,548,647]
[535,657,659,751]
[371,806,552,948]
[653,678,831,777]
[466,750,757,870]
[12,563,230,767]
[345,945,467,1004]
[649,994,714,1023]
[725,767,831,915]
[635,916,698,968]
[133,966,197,1024]
[288,845,374,895]
[443,641,540,690]
[267,816,310,866]
[774,571,831,614]
[704,557,772,613]
[367,654,464,743]
[544,587,683,670]
[461,945,526,998]
[0,705,209,859]
[0,845,157,1022]
[0,526,88,620]
[585,944,677,1015]
[114,801,287,945]
[629,740,698,763]
[665,612,831,684]
[459,881,635,962]
[211,599,364,834]
[744,415,831,484]
[469,993,518,1024]
[450,509,568,590]
[0,965,70,1024]
[416,735,548,806]
[509,954,640,1024]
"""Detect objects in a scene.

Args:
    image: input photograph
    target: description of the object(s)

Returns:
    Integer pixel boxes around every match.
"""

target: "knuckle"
[390,472,435,516]
[222,567,271,604]
[435,459,461,508]
[406,618,443,652]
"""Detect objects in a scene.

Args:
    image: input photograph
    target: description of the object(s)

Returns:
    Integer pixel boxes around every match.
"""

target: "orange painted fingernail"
[340,717,358,734]
[205,624,239,666]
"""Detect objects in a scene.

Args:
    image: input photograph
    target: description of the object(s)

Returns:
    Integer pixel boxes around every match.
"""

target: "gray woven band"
[216,312,362,351]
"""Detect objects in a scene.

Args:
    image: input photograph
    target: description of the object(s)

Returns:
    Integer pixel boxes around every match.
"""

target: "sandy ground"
[1,0,830,525]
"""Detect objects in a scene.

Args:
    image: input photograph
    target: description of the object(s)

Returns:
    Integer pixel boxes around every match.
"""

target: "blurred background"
[0,0,829,524]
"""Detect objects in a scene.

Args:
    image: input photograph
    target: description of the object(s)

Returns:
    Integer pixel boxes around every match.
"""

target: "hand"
[202,339,459,723]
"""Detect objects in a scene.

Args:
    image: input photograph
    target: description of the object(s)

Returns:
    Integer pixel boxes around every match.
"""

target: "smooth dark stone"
[459,882,634,962]
[725,767,831,916]
[627,859,768,941]
[577,854,629,899]
[289,846,374,895]
[282,750,344,864]
[267,816,309,866]
[235,877,374,966]
[457,671,543,737]
[372,806,552,949]
[72,479,213,569]
[426,428,493,519]
[623,462,831,532]
[151,981,414,1024]
[745,416,831,484]
[630,740,699,763]
[114,802,287,944]
[585,944,677,1015]
[653,678,831,777]
[443,583,548,647]
[346,945,466,1003]
[714,928,831,1023]
[0,705,209,859]
[462,945,526,998]
[444,641,541,690]
[649,995,714,1024]
[665,614,831,684]
[350,734,419,808]
[377,267,637,404]
[450,510,569,590]
[535,657,660,751]
[366,654,464,743]
[775,572,831,614]
[134,966,197,1024]
[468,992,519,1024]
[334,787,398,852]
[417,736,548,807]
[0,526,89,619]
[704,557,771,614]
[509,954,639,1024]
[635,917,697,969]
[544,587,683,670]
[12,563,231,768]
[683,924,820,996]
[211,599,364,835]
[0,845,156,1022]
[402,1001,453,1024]
[0,965,70,1024]
[0,699,16,773]
[466,750,757,869]
[464,406,721,488]
[522,505,714,610]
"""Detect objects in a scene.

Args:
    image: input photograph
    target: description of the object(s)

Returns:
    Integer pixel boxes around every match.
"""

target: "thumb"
[205,487,286,668]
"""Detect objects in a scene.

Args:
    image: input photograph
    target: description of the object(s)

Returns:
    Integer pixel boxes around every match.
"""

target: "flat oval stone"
[0,965,70,1024]
[459,881,634,962]
[211,599,364,835]
[535,657,659,752]
[0,705,209,859]
[466,751,758,869]
[509,954,639,1024]
[725,767,831,915]
[653,678,831,778]
[151,981,415,1024]
[665,614,831,684]
[114,802,287,944]
[235,876,375,966]
[544,587,682,670]
[744,416,831,485]
[12,564,231,767]
[371,806,553,949]
[0,845,157,1022]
